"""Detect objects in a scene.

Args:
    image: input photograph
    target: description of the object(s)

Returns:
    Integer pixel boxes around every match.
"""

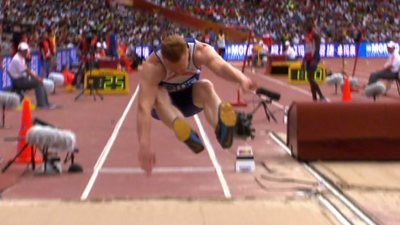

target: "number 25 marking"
[103,75,125,90]
[104,76,113,90]
[115,76,124,90]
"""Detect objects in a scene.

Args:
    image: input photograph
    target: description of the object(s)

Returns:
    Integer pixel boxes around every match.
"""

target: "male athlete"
[137,35,258,174]
[302,16,327,102]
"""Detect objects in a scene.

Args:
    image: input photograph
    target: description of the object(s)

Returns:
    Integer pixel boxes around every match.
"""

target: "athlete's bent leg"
[153,86,204,153]
[153,86,184,128]
[192,80,237,149]
[306,60,326,102]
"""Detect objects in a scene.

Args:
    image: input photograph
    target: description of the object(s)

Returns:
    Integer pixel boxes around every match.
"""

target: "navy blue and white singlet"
[154,37,201,93]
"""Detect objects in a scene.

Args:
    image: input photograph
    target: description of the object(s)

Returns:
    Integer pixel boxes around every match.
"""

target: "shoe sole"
[173,118,192,141]
[220,103,237,127]
[218,103,237,149]
[173,117,204,154]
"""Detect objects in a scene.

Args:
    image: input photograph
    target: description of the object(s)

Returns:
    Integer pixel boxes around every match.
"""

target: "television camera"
[74,27,104,101]
[235,87,281,140]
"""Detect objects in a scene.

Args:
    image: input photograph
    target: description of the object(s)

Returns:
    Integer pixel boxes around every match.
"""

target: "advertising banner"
[222,42,398,60]
[133,42,398,61]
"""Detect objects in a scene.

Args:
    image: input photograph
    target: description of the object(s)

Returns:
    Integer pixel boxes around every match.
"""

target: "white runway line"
[194,115,231,198]
[80,84,140,200]
[100,166,217,174]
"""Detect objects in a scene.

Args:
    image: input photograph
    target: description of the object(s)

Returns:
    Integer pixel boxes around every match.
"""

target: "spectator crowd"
[0,0,204,55]
[1,0,399,56]
[148,0,400,44]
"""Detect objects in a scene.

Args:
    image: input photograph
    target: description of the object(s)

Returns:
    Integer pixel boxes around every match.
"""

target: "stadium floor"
[0,57,399,225]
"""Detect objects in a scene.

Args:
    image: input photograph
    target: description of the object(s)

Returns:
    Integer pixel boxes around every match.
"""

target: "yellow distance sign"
[84,69,130,94]
[288,64,326,84]
[270,61,301,76]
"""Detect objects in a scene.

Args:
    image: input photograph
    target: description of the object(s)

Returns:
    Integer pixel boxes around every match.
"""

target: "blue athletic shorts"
[306,56,321,71]
[151,85,203,120]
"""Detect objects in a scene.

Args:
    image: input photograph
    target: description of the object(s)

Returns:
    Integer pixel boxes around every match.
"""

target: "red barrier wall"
[287,102,400,161]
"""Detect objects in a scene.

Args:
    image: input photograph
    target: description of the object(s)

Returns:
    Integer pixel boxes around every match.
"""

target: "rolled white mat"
[26,125,76,152]
[364,82,386,98]
[326,74,344,86]
[43,79,55,93]
[0,91,20,108]
[48,72,65,85]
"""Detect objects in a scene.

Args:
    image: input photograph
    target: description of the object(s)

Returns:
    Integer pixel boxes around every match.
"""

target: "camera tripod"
[250,96,278,123]
[235,95,279,140]
[74,47,103,101]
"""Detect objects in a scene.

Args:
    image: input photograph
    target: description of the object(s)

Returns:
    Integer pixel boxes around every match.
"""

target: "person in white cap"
[95,42,102,59]
[8,42,57,109]
[283,41,296,61]
[367,41,400,85]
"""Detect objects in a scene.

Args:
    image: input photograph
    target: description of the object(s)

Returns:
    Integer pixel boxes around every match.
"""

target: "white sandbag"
[48,72,65,85]
[43,79,55,93]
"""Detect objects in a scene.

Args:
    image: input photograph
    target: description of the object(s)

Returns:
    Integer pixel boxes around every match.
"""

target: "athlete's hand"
[138,147,156,176]
[240,76,258,93]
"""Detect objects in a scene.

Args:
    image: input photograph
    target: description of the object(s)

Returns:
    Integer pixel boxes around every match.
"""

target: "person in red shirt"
[78,34,98,71]
[301,16,326,102]
[61,64,75,86]
[262,31,273,50]
[39,31,52,78]
[48,28,57,71]
[203,30,211,45]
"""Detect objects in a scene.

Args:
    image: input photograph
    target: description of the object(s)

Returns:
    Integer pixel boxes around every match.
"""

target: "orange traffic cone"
[342,76,352,102]
[14,99,42,164]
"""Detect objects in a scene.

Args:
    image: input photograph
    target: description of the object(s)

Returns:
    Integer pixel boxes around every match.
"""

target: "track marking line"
[193,115,231,198]
[81,84,140,200]
[100,166,217,174]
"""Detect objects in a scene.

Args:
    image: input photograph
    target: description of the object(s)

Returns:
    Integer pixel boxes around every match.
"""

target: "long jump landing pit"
[0,199,341,225]
[247,55,400,225]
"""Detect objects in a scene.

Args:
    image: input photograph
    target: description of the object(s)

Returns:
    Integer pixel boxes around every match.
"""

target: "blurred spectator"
[106,27,118,59]
[48,28,57,71]
[39,31,52,78]
[61,64,75,86]
[147,0,400,43]
[0,0,399,64]
[283,41,296,61]
[8,42,55,109]
[216,29,226,58]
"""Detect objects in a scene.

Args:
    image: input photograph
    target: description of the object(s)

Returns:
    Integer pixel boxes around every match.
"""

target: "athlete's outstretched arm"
[137,57,164,173]
[197,42,247,84]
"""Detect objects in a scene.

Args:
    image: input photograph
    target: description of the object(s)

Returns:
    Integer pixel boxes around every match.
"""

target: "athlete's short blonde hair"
[161,35,187,63]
